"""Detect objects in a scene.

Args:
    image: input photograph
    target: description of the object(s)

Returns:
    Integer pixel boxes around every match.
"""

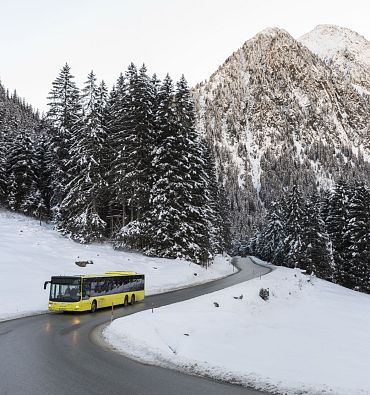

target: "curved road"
[0,257,271,395]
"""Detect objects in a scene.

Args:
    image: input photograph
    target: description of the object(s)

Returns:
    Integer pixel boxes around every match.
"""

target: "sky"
[0,0,369,113]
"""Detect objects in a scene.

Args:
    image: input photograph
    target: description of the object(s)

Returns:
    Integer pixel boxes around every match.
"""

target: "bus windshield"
[50,278,81,302]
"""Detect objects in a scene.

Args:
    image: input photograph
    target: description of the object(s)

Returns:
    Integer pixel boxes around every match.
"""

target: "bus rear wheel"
[124,296,128,307]
[130,295,136,305]
[91,300,97,313]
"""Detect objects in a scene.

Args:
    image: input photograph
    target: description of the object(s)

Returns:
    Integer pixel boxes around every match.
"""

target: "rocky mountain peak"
[300,24,370,92]
[256,27,291,39]
[193,26,370,238]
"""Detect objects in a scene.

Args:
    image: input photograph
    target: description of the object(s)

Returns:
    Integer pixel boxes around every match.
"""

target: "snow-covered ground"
[0,209,234,321]
[104,258,370,395]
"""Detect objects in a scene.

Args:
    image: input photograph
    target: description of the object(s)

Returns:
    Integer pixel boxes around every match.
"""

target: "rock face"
[300,24,370,93]
[193,26,370,239]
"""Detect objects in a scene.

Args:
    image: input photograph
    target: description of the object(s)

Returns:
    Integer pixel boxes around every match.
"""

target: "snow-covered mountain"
[300,24,370,94]
[193,26,370,239]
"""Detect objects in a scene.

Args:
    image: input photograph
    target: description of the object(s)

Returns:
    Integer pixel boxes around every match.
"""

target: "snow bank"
[104,260,370,395]
[0,210,233,321]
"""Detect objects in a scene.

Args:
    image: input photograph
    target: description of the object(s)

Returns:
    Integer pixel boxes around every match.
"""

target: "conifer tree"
[203,143,232,254]
[143,74,183,258]
[143,75,214,263]
[260,201,285,264]
[175,76,214,262]
[326,180,350,285]
[105,74,126,215]
[21,135,49,220]
[95,80,110,221]
[32,131,53,220]
[7,173,17,210]
[0,130,7,203]
[344,183,370,292]
[108,64,156,248]
[47,64,81,220]
[6,130,37,212]
[302,193,333,279]
[283,185,306,268]
[58,71,107,242]
[218,184,232,253]
[120,64,155,218]
[47,64,81,130]
[21,182,47,219]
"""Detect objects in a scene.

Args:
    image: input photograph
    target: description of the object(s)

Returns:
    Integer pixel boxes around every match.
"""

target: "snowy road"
[0,257,271,395]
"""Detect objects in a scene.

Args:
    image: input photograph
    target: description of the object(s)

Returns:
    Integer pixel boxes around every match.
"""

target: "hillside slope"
[0,209,233,321]
[105,259,370,394]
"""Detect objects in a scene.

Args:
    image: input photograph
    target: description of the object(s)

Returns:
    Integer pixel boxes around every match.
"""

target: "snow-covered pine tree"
[0,130,7,203]
[47,64,81,221]
[6,130,37,212]
[143,74,184,258]
[175,76,213,263]
[218,184,232,253]
[47,64,82,130]
[202,142,232,254]
[248,230,264,258]
[260,201,285,265]
[283,185,307,269]
[105,74,126,215]
[95,80,110,223]
[120,65,155,222]
[143,75,210,263]
[7,172,17,210]
[0,80,41,209]
[325,180,350,285]
[21,182,47,219]
[343,182,370,293]
[58,71,107,243]
[108,64,156,249]
[31,128,53,220]
[302,192,333,279]
[0,85,8,198]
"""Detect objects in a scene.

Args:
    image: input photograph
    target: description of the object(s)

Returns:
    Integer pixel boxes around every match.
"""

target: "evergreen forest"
[249,181,370,293]
[0,64,231,265]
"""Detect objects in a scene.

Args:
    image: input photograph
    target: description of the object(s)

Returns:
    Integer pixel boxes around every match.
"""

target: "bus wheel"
[124,296,128,307]
[130,295,136,305]
[91,300,97,313]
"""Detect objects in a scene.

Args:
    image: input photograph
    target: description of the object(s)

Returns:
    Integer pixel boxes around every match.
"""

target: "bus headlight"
[75,305,80,309]
[48,303,52,307]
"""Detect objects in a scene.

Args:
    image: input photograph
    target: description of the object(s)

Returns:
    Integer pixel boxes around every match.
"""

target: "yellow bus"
[44,271,145,312]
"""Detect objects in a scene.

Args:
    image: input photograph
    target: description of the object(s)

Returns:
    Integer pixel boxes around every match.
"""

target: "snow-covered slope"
[0,210,233,321]
[193,27,370,238]
[105,259,370,395]
[300,24,370,93]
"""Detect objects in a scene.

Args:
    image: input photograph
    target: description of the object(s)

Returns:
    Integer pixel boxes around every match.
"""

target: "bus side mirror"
[44,281,50,290]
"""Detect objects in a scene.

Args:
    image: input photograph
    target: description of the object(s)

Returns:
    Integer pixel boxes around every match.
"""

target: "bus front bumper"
[48,302,82,312]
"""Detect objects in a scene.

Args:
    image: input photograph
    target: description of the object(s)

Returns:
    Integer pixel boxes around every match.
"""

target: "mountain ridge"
[193,24,370,239]
[300,24,370,92]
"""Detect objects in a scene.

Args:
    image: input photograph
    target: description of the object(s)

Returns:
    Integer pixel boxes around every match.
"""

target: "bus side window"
[122,276,129,292]
[119,278,124,293]
[82,280,91,299]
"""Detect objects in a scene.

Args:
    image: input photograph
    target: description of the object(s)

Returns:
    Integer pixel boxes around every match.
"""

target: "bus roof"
[51,271,141,280]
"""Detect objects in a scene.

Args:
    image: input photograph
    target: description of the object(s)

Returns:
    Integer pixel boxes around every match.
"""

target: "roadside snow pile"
[0,210,233,321]
[104,260,370,395]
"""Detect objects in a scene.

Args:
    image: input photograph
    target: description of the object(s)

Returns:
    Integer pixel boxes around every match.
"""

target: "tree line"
[0,64,232,264]
[249,180,370,293]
